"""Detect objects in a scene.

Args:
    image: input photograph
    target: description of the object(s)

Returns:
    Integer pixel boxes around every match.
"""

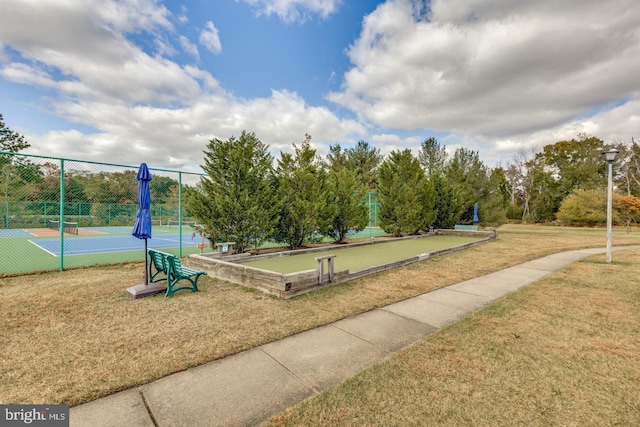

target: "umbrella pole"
[144,238,149,286]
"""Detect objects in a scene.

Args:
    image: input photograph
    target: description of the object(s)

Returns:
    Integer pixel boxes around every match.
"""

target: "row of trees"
[504,134,640,224]
[187,133,370,252]
[4,112,640,247]
[188,131,640,253]
[186,132,507,253]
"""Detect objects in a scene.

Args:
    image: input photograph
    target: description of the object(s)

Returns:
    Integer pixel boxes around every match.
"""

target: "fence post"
[178,171,183,257]
[368,192,372,238]
[59,158,65,272]
[2,167,10,228]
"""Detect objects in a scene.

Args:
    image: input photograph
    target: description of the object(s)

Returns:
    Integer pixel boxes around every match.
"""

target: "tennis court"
[0,224,210,275]
[0,225,390,276]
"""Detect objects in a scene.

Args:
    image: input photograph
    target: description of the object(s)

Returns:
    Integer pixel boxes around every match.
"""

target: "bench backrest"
[149,249,168,272]
[166,254,185,276]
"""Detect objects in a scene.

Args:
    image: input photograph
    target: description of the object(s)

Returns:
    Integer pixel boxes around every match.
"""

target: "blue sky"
[1,0,639,172]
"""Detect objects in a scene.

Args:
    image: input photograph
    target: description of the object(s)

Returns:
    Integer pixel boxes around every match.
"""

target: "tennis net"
[48,220,79,235]
[166,220,198,227]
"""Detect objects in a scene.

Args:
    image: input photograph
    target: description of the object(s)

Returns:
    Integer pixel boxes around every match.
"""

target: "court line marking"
[28,239,58,257]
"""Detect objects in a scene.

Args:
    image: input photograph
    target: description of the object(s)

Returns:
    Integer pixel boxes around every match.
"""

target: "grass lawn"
[1,224,640,423]
[263,246,640,426]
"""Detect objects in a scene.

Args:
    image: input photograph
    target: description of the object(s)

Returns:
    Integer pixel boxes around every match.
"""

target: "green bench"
[148,249,207,297]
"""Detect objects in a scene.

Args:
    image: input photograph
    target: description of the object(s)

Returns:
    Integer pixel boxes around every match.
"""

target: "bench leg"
[317,258,325,284]
[165,274,203,297]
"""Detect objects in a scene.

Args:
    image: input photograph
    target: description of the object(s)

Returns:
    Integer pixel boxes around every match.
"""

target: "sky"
[1,0,639,173]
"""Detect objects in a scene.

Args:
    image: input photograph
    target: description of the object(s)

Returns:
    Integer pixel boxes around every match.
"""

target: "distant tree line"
[504,133,640,226]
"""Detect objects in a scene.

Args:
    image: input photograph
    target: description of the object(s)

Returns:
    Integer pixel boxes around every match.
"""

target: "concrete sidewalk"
[69,246,637,427]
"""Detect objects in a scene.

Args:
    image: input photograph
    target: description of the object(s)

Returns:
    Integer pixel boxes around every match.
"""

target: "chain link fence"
[1,152,204,276]
[1,152,383,276]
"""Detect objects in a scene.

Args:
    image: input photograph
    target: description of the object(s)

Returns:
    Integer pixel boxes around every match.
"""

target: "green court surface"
[0,225,206,276]
[243,235,482,274]
[0,236,206,276]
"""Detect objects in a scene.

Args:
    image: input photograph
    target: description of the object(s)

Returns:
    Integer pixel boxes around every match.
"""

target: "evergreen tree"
[420,176,437,230]
[324,166,369,243]
[187,131,276,253]
[446,147,485,222]
[273,134,330,249]
[345,140,383,190]
[418,137,448,177]
[446,147,506,226]
[326,143,348,171]
[377,149,426,236]
[431,172,462,229]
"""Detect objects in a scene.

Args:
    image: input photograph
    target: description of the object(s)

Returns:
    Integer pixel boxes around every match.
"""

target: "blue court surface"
[30,232,207,256]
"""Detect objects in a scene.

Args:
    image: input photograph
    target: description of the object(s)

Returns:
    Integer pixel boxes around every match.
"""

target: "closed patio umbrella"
[127,163,164,298]
[133,163,152,285]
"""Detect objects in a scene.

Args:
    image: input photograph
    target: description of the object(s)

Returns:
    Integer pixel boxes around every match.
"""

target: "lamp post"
[603,148,619,263]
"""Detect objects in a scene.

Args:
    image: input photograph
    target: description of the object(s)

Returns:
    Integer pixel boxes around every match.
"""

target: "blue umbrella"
[473,202,479,223]
[132,163,152,285]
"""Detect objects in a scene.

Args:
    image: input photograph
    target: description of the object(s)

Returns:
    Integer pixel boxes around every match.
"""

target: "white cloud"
[329,0,640,160]
[177,5,189,24]
[0,0,211,104]
[94,0,173,33]
[154,37,177,57]
[495,101,640,155]
[239,0,342,23]
[199,22,222,55]
[0,63,58,88]
[179,36,200,60]
[26,89,365,169]
[183,65,222,92]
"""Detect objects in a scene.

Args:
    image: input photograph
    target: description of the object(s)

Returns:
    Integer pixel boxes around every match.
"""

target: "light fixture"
[603,148,619,163]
